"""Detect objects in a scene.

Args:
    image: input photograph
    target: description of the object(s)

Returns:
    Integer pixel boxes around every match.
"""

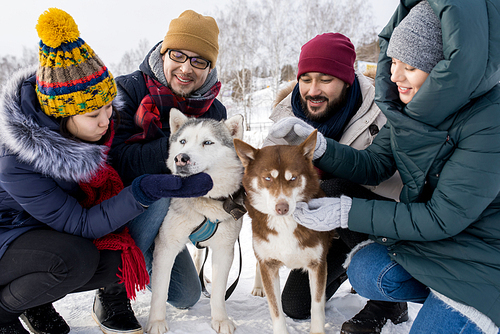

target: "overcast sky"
[0,0,399,65]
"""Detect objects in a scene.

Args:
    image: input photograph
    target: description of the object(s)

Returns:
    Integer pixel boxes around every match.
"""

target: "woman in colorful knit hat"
[0,8,213,334]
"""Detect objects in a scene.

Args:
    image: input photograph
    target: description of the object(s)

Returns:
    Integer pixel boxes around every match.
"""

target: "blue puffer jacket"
[0,68,145,260]
[109,43,227,185]
[316,0,500,325]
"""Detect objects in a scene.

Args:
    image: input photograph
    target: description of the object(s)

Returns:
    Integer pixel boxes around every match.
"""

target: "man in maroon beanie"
[264,33,406,334]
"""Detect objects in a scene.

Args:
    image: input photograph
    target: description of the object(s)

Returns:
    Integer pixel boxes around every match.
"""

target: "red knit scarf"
[126,74,221,143]
[78,125,149,299]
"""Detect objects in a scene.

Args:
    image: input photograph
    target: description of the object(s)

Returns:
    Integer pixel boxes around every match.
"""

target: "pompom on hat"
[387,1,444,73]
[297,33,356,85]
[35,8,117,118]
[160,10,219,68]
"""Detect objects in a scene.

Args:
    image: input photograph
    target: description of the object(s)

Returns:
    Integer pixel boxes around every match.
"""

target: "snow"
[51,217,422,334]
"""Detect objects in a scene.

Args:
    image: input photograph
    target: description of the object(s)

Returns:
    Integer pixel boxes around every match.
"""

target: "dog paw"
[251,287,265,297]
[211,318,236,334]
[146,320,169,334]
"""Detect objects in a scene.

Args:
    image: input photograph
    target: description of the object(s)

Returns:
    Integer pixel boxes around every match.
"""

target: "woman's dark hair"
[59,105,121,145]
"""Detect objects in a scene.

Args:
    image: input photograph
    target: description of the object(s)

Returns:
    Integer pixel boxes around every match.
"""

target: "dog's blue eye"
[180,139,186,144]
[203,141,214,146]
[264,177,271,181]
[290,176,297,181]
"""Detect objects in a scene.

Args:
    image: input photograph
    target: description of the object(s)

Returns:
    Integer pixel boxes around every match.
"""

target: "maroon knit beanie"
[297,33,356,85]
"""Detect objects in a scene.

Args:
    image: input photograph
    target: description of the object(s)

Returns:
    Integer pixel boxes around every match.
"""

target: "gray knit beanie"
[387,1,444,73]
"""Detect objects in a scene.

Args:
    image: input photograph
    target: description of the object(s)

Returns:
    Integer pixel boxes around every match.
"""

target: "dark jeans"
[0,228,122,324]
[281,178,392,319]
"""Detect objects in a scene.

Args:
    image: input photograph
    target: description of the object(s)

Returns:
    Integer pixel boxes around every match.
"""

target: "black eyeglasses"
[167,50,211,70]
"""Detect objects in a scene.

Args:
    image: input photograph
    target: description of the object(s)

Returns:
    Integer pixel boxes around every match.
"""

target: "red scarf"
[126,74,221,143]
[78,125,149,300]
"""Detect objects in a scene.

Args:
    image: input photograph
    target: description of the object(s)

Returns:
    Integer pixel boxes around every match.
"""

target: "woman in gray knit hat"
[266,0,500,332]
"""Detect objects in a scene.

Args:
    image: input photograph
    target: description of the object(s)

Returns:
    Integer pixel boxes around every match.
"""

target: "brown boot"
[341,300,409,334]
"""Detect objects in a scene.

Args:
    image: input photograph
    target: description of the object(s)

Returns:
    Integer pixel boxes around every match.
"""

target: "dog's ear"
[225,114,244,140]
[169,108,189,134]
[300,130,318,161]
[233,138,256,168]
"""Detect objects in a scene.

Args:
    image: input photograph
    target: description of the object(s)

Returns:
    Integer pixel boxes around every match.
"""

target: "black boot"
[92,283,143,334]
[0,319,29,334]
[341,300,409,334]
[19,303,70,334]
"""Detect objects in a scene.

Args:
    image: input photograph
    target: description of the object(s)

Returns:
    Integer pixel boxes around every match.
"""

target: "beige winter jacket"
[267,71,402,201]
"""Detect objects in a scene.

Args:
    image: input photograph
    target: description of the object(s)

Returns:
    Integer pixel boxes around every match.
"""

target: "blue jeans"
[347,242,498,334]
[127,198,201,308]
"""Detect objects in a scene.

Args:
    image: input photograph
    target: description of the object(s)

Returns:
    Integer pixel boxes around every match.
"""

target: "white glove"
[293,195,352,231]
[267,117,327,159]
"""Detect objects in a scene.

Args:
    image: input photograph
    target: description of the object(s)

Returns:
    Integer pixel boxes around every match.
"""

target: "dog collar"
[211,186,247,220]
[189,217,220,249]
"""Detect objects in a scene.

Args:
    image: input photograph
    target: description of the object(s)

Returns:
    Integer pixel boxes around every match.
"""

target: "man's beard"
[168,84,193,98]
[300,83,349,123]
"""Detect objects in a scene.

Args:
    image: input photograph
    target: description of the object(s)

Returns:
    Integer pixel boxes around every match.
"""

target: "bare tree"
[256,0,296,102]
[216,0,260,129]
[0,47,37,94]
[111,39,153,76]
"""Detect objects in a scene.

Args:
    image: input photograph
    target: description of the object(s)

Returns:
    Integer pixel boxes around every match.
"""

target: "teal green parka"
[316,0,500,325]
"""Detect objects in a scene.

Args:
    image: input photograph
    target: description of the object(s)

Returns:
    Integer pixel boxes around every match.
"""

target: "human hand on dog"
[131,173,213,206]
[267,117,327,159]
[293,195,352,231]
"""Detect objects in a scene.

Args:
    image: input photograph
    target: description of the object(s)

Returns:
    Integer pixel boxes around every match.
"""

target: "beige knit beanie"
[160,10,219,68]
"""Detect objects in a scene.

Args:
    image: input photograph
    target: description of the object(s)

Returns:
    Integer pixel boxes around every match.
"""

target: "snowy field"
[50,216,422,334]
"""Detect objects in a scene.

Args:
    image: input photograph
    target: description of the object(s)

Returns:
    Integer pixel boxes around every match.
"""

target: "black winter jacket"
[110,43,227,185]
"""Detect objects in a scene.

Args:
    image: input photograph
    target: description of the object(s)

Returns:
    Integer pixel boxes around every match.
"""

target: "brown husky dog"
[234,130,338,334]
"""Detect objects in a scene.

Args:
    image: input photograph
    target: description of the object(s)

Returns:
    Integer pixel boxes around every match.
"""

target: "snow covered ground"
[51,216,422,334]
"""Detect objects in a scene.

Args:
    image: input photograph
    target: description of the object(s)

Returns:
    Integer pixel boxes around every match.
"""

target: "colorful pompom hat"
[35,8,117,118]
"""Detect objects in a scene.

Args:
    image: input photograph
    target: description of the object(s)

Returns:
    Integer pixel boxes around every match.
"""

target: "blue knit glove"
[131,173,213,207]
[267,117,327,159]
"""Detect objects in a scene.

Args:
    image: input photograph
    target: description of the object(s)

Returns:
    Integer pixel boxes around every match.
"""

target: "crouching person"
[265,32,405,332]
[268,1,500,333]
[0,8,212,334]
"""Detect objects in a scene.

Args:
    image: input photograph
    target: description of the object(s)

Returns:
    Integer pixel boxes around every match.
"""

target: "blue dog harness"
[188,187,246,249]
[188,187,247,300]
[189,217,220,249]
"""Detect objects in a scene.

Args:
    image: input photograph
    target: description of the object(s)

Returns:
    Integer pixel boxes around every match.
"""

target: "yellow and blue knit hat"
[35,8,117,118]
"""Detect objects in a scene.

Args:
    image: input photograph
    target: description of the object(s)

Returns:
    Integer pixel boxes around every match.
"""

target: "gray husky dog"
[146,108,244,334]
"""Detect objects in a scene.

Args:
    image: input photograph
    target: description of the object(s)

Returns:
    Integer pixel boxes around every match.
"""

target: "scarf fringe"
[93,227,149,300]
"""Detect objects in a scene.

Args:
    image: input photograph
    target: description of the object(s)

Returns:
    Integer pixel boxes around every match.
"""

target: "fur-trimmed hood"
[0,67,107,183]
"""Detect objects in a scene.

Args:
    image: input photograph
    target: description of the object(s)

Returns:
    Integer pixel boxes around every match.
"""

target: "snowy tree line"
[0,0,378,126]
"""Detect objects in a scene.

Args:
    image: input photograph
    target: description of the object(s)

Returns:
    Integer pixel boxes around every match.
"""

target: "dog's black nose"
[174,153,190,167]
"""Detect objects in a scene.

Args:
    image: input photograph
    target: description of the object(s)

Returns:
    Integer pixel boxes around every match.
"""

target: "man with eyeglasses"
[264,33,405,334]
[101,10,225,333]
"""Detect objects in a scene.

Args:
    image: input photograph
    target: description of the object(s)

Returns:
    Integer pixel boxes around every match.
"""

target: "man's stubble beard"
[168,83,193,98]
[300,83,349,123]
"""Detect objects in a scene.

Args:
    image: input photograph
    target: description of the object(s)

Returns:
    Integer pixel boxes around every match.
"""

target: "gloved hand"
[293,195,352,231]
[131,173,213,207]
[266,117,327,159]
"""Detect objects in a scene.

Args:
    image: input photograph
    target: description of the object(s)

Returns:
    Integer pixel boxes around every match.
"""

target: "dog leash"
[191,185,247,300]
[198,238,242,300]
